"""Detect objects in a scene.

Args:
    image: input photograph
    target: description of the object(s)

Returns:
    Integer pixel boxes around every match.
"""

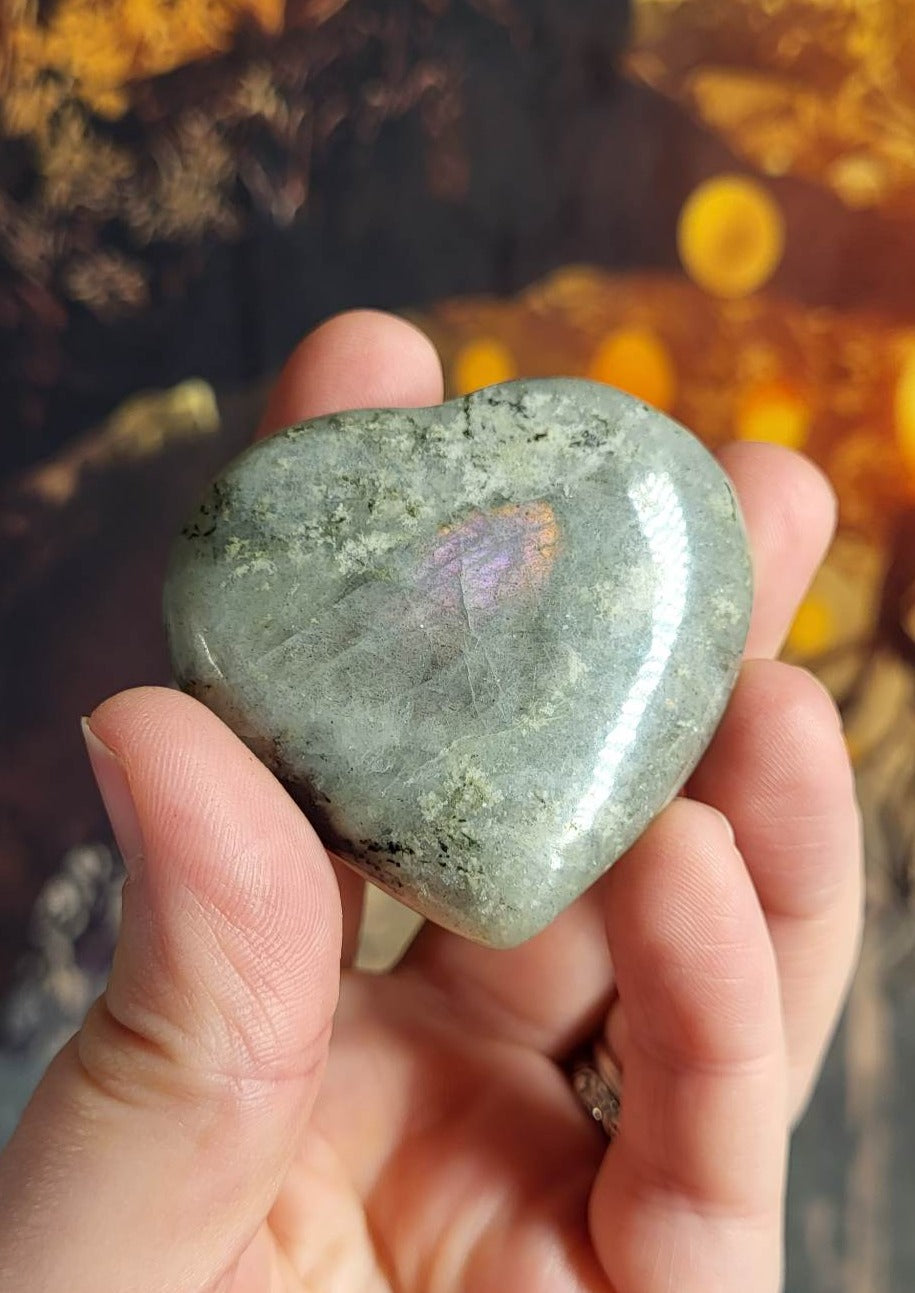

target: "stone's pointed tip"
[165,379,751,943]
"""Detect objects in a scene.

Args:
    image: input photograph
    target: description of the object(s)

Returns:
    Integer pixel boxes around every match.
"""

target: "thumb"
[0,687,341,1292]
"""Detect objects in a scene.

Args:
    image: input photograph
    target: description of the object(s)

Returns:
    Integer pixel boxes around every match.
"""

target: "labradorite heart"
[164,379,751,947]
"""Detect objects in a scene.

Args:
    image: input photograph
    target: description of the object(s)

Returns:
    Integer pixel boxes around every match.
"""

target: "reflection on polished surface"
[562,470,691,847]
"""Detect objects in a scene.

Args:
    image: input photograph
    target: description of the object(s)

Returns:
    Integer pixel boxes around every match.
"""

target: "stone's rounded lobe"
[164,379,752,948]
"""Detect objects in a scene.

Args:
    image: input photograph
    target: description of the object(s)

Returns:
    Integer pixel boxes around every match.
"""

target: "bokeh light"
[787,594,836,657]
[736,377,812,450]
[452,337,518,394]
[586,325,677,411]
[677,175,785,299]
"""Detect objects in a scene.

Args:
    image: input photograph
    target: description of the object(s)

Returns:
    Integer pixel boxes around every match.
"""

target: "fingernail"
[81,717,144,868]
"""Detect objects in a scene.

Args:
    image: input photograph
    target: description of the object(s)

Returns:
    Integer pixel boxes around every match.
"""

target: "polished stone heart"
[164,379,751,947]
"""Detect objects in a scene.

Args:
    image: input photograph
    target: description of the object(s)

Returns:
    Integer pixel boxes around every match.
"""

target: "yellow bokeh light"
[894,347,915,475]
[736,378,812,450]
[787,595,836,658]
[586,325,677,411]
[452,337,518,395]
[677,175,785,299]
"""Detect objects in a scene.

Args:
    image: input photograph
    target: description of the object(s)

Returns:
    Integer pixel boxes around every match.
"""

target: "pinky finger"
[590,799,788,1293]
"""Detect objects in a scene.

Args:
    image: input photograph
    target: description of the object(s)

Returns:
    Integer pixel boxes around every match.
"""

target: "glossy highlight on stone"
[163,379,752,947]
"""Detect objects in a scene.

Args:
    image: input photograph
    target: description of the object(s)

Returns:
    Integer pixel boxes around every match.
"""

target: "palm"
[245,967,607,1293]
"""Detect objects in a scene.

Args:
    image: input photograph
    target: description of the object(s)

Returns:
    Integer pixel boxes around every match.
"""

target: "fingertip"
[771,447,837,553]
[706,657,845,781]
[87,684,341,971]
[88,684,197,747]
[691,659,856,917]
[717,442,837,658]
[87,687,257,816]
[719,440,837,528]
[257,309,444,437]
[719,440,838,563]
[607,798,741,923]
[606,798,778,1069]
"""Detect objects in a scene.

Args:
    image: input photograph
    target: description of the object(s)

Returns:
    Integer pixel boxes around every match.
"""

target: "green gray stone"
[164,379,752,947]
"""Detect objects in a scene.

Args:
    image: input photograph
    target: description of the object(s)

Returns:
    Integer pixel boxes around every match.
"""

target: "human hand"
[0,312,862,1292]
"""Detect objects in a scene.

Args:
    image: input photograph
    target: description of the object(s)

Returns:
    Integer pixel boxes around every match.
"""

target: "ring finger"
[688,659,863,1120]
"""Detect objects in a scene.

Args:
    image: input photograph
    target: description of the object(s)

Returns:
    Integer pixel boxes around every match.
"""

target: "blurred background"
[2,2,914,1287]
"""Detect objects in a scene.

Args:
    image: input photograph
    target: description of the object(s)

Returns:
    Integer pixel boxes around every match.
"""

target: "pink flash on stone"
[417,500,559,617]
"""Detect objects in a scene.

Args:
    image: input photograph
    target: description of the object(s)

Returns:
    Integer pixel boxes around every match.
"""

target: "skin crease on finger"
[0,313,860,1293]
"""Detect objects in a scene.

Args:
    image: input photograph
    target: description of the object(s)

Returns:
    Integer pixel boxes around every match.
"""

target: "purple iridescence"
[416,500,559,618]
